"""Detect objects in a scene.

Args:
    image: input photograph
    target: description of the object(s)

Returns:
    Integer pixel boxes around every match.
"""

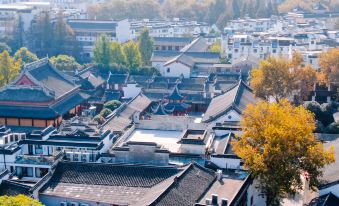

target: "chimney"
[217,169,223,181]
[221,198,228,206]
[211,194,218,205]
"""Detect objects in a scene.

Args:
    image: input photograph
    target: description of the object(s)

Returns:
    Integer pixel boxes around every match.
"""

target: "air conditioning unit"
[60,202,67,206]
[70,202,79,206]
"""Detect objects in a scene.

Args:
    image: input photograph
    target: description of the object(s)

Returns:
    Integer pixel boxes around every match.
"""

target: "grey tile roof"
[150,163,216,206]
[202,80,258,123]
[0,180,31,196]
[0,86,54,102]
[68,20,117,31]
[102,93,152,132]
[308,193,339,206]
[154,37,193,44]
[320,137,339,188]
[151,51,181,62]
[107,73,129,85]
[48,161,180,188]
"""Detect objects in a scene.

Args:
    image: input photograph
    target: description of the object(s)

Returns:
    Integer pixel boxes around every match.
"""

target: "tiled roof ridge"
[2,180,32,190]
[150,162,216,205]
[1,84,55,99]
[23,58,76,86]
[23,57,49,72]
[57,161,179,170]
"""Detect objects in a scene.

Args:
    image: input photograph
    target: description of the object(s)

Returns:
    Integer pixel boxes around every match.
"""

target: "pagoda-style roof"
[167,84,184,100]
[164,102,190,112]
[0,58,88,119]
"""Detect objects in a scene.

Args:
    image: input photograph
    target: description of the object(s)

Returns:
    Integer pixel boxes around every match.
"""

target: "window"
[73,154,79,161]
[167,68,170,73]
[272,49,276,53]
[253,49,257,53]
[81,154,87,162]
[161,46,166,50]
[175,46,180,51]
[234,49,238,53]
[35,145,43,155]
[22,167,33,177]
[168,46,172,51]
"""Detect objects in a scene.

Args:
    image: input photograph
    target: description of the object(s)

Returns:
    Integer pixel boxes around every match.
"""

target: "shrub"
[104,100,121,111]
[99,108,112,118]
[93,114,104,124]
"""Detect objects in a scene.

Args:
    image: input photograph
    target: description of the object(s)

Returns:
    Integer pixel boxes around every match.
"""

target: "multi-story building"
[68,19,132,58]
[130,18,216,38]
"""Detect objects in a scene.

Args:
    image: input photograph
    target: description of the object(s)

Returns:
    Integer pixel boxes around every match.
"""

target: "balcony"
[14,152,64,166]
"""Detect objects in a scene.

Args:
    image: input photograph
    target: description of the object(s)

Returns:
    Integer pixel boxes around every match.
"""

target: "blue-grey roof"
[68,20,117,31]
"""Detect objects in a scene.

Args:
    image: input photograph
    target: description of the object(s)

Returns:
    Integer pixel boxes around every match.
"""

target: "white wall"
[162,62,191,78]
[122,83,141,99]
[210,156,241,170]
[247,179,266,206]
[116,19,131,43]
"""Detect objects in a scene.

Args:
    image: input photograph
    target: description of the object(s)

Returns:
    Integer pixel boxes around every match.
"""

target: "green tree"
[28,12,53,57]
[50,55,81,71]
[0,50,21,86]
[110,42,126,65]
[100,108,112,118]
[93,34,111,69]
[0,195,43,206]
[52,12,81,59]
[232,100,335,206]
[14,47,38,63]
[123,41,142,72]
[138,28,154,66]
[104,100,121,111]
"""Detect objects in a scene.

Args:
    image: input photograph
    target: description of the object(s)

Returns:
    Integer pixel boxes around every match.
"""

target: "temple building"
[151,85,191,116]
[0,58,89,129]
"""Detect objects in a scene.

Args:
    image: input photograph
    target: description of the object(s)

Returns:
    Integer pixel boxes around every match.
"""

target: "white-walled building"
[68,19,132,58]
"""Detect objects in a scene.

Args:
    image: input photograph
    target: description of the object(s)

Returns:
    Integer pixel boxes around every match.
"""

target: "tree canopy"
[0,195,43,206]
[250,56,294,102]
[93,34,112,69]
[138,28,154,66]
[14,47,39,64]
[318,48,339,85]
[123,41,142,72]
[0,51,21,86]
[27,12,81,60]
[232,100,335,206]
[49,55,81,71]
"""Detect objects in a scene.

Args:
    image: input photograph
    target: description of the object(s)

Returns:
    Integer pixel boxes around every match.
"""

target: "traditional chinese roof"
[167,85,184,100]
[40,161,217,206]
[0,180,31,196]
[0,58,87,119]
[202,80,258,123]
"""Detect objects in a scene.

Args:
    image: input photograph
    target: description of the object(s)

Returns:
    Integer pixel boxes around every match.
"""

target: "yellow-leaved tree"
[232,100,335,206]
[0,195,43,206]
[0,50,21,87]
[250,56,294,102]
[318,48,339,85]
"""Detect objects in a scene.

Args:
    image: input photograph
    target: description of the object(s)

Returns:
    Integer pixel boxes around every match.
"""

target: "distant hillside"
[87,0,338,29]
[278,0,339,13]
